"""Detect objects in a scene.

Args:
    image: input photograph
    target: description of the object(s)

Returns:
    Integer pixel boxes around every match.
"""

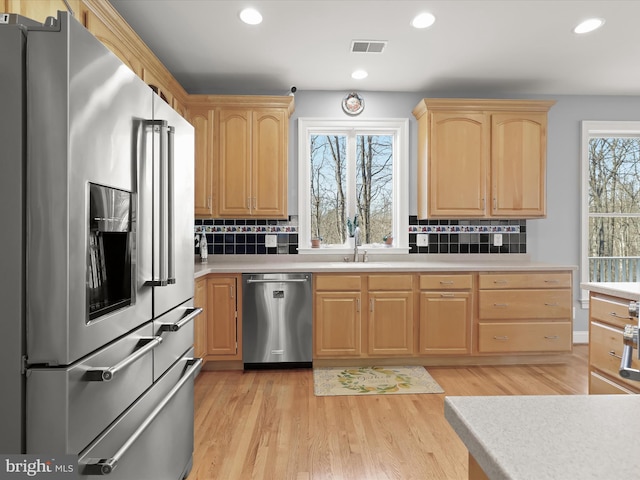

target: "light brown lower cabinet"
[368,274,414,356]
[419,274,473,355]
[588,293,640,394]
[199,274,242,361]
[314,291,362,357]
[314,274,415,358]
[193,277,208,362]
[314,275,362,357]
[477,271,573,354]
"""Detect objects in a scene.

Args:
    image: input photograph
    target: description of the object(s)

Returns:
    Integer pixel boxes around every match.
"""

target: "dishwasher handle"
[246,277,309,284]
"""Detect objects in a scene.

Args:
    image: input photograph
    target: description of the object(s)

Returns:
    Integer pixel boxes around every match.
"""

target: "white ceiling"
[110,0,640,96]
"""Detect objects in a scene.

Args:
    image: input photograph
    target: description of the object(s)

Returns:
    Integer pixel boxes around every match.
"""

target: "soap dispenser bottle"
[200,232,208,263]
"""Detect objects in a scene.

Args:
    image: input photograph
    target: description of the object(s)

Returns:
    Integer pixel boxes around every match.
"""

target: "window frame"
[580,120,640,307]
[297,117,409,255]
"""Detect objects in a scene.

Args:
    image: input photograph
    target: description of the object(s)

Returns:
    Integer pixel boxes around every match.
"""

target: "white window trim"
[297,117,409,255]
[580,120,640,308]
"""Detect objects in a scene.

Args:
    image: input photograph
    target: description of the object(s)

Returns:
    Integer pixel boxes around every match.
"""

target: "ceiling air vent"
[351,40,387,54]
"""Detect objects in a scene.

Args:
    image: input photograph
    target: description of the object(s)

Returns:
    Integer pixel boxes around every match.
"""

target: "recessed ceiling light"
[352,69,368,80]
[239,8,262,25]
[411,12,436,29]
[573,18,605,34]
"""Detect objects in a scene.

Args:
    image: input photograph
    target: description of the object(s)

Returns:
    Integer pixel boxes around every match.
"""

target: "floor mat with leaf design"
[313,366,444,396]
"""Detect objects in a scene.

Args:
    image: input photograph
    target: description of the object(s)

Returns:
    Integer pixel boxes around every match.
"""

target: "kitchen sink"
[323,262,391,269]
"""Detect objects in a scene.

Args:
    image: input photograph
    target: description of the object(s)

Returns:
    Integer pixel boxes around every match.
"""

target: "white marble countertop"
[445,394,640,480]
[194,254,577,279]
[580,282,640,302]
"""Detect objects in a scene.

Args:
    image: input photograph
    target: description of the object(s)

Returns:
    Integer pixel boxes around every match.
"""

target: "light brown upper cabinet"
[189,107,214,217]
[412,99,555,219]
[187,95,294,219]
[217,105,290,218]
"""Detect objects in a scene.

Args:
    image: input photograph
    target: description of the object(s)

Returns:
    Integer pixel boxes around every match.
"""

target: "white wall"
[289,91,640,333]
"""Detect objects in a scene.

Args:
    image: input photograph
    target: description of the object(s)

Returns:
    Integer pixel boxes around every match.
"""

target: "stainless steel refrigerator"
[0,11,201,479]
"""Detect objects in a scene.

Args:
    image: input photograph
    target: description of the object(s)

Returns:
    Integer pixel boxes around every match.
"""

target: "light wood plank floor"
[188,346,588,480]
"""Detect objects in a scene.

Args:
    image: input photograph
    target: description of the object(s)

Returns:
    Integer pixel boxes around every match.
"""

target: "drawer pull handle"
[610,312,633,320]
[545,303,559,307]
[544,335,559,340]
[609,350,622,360]
[544,279,559,284]
[493,303,509,307]
[441,293,455,298]
[493,280,508,284]
[439,280,454,285]
[493,335,509,341]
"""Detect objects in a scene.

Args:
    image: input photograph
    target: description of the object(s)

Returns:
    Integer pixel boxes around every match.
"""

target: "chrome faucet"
[353,227,361,262]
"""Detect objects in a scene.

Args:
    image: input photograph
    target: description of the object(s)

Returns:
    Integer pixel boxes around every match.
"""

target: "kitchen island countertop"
[580,281,640,301]
[445,394,640,480]
[194,254,577,279]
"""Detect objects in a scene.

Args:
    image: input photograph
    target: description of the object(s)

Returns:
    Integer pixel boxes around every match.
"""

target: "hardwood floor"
[187,346,588,480]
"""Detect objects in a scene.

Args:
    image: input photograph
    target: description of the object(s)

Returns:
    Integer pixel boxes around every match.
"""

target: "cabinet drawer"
[315,275,361,291]
[589,371,637,395]
[479,272,571,289]
[419,274,473,290]
[590,294,634,329]
[479,289,571,319]
[477,322,572,353]
[590,321,640,390]
[368,274,413,291]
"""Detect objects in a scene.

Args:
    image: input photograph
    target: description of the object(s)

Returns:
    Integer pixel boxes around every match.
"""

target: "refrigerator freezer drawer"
[153,300,200,381]
[26,322,156,454]
[79,350,200,479]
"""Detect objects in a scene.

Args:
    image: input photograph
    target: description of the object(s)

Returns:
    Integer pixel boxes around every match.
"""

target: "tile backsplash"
[195,218,298,255]
[408,217,526,254]
[194,216,526,256]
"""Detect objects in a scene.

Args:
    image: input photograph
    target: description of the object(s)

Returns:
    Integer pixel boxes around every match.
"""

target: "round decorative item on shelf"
[342,92,364,116]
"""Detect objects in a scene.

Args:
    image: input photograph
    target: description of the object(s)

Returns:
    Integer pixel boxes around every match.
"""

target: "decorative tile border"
[408,225,520,233]
[195,225,298,234]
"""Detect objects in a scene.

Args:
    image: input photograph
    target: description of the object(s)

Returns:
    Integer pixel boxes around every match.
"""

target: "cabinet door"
[193,278,207,361]
[429,112,489,217]
[206,277,237,356]
[491,112,547,217]
[252,109,287,217]
[368,292,414,356]
[189,106,214,216]
[217,109,252,216]
[314,292,361,357]
[420,292,471,355]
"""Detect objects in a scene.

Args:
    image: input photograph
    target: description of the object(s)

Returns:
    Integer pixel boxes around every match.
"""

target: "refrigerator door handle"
[144,119,172,287]
[81,358,203,475]
[167,125,176,285]
[84,336,163,382]
[159,307,202,332]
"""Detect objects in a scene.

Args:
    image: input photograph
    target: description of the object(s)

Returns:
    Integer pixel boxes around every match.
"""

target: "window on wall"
[581,121,640,301]
[298,118,408,252]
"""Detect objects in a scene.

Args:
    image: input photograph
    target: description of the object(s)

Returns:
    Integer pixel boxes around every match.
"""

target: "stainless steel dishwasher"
[242,273,312,369]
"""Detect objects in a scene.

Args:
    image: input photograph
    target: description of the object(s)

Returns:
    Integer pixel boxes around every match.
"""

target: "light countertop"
[580,282,640,301]
[194,254,577,279]
[445,394,640,480]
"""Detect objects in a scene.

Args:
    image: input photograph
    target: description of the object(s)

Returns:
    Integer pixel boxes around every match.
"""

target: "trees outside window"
[582,122,640,293]
[299,119,408,252]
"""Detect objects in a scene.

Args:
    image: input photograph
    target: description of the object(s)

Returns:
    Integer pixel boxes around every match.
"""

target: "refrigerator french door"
[0,11,199,478]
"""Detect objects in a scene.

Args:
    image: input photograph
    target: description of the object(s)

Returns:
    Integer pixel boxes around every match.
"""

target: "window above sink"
[297,118,409,256]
